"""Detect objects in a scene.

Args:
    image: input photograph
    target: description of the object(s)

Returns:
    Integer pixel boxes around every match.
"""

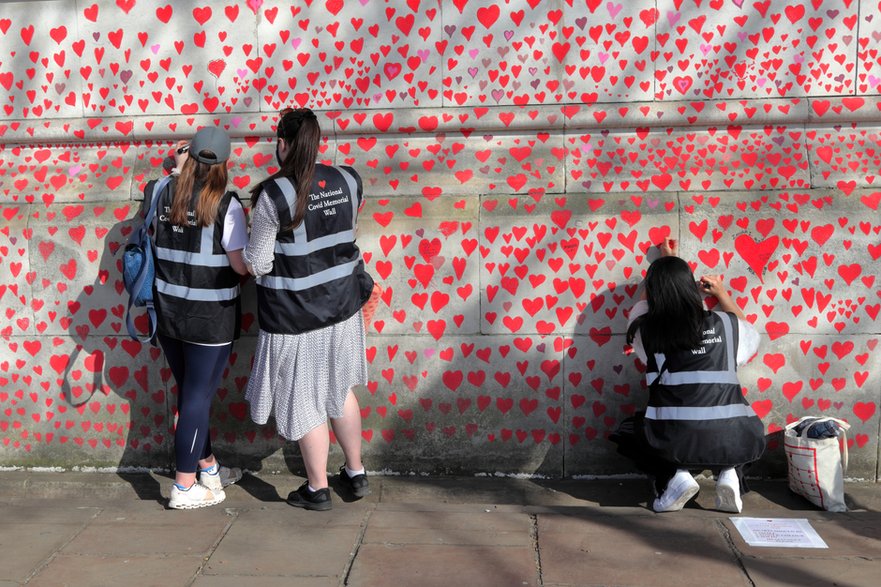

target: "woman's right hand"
[699,274,728,298]
[173,139,190,169]
[659,237,678,257]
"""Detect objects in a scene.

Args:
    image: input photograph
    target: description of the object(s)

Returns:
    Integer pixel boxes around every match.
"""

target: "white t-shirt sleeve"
[735,319,760,366]
[222,197,248,251]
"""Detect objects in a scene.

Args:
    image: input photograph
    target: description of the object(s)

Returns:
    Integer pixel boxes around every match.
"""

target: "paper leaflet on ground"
[730,518,828,548]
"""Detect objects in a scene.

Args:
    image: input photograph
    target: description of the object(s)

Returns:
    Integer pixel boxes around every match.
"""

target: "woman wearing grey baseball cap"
[146,126,249,509]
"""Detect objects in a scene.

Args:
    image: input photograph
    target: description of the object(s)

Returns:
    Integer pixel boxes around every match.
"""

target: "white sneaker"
[200,465,242,492]
[652,470,700,513]
[715,468,743,513]
[168,482,225,510]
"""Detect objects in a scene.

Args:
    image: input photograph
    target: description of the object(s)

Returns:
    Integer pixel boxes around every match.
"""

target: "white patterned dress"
[244,193,368,441]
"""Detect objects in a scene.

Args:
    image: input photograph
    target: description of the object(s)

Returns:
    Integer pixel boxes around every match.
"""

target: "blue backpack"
[123,176,171,343]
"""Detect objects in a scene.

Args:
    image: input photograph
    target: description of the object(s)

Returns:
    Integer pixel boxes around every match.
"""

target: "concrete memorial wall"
[0,0,879,480]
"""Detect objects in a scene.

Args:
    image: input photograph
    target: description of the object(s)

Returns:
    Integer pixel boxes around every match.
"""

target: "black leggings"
[159,335,232,474]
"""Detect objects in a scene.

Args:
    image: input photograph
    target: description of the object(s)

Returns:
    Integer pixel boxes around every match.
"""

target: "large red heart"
[734,234,779,283]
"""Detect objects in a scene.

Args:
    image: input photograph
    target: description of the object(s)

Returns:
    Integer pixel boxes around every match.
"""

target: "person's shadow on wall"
[60,192,165,503]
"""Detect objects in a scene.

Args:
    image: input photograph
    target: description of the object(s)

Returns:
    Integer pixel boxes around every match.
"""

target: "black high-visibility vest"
[149,179,242,344]
[642,311,765,467]
[255,165,373,334]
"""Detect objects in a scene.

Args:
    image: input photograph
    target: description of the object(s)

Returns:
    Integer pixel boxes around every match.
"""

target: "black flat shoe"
[287,482,332,511]
[339,466,370,498]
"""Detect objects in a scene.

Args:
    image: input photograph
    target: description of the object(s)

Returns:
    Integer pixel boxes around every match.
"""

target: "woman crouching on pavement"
[620,238,765,513]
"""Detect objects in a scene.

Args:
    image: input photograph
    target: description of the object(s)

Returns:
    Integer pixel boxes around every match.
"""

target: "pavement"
[0,471,878,587]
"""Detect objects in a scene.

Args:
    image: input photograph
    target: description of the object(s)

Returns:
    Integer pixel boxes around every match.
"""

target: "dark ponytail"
[627,256,706,355]
[250,107,320,230]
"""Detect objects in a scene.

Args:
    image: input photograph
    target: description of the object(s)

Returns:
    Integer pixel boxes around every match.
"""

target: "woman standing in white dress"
[244,108,373,511]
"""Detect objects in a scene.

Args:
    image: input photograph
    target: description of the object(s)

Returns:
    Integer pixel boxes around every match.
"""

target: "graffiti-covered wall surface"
[0,0,879,479]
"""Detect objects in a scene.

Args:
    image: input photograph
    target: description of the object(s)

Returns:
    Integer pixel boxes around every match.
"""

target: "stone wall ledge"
[2,97,881,145]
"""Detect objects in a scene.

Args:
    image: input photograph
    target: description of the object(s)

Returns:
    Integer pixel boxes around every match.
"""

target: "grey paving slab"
[0,503,100,525]
[744,558,879,587]
[192,577,337,587]
[364,507,532,546]
[223,504,368,529]
[61,517,231,557]
[203,519,356,578]
[31,553,205,586]
[377,476,581,506]
[0,523,87,584]
[363,525,530,547]
[538,515,751,587]
[349,543,538,587]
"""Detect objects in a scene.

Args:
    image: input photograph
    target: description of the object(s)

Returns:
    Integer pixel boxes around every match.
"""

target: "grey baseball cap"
[189,127,231,164]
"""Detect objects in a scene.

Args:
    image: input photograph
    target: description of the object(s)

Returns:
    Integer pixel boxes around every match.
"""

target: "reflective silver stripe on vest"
[274,177,308,242]
[156,278,239,301]
[336,166,360,218]
[275,229,355,256]
[646,370,741,386]
[647,311,738,386]
[272,166,359,256]
[155,225,230,267]
[646,404,756,421]
[257,259,360,292]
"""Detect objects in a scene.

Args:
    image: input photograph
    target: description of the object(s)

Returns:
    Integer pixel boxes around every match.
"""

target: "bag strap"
[146,176,170,224]
[125,298,157,344]
[125,176,172,344]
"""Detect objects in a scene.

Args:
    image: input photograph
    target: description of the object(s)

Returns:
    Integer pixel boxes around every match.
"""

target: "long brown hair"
[249,107,320,230]
[170,153,229,227]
